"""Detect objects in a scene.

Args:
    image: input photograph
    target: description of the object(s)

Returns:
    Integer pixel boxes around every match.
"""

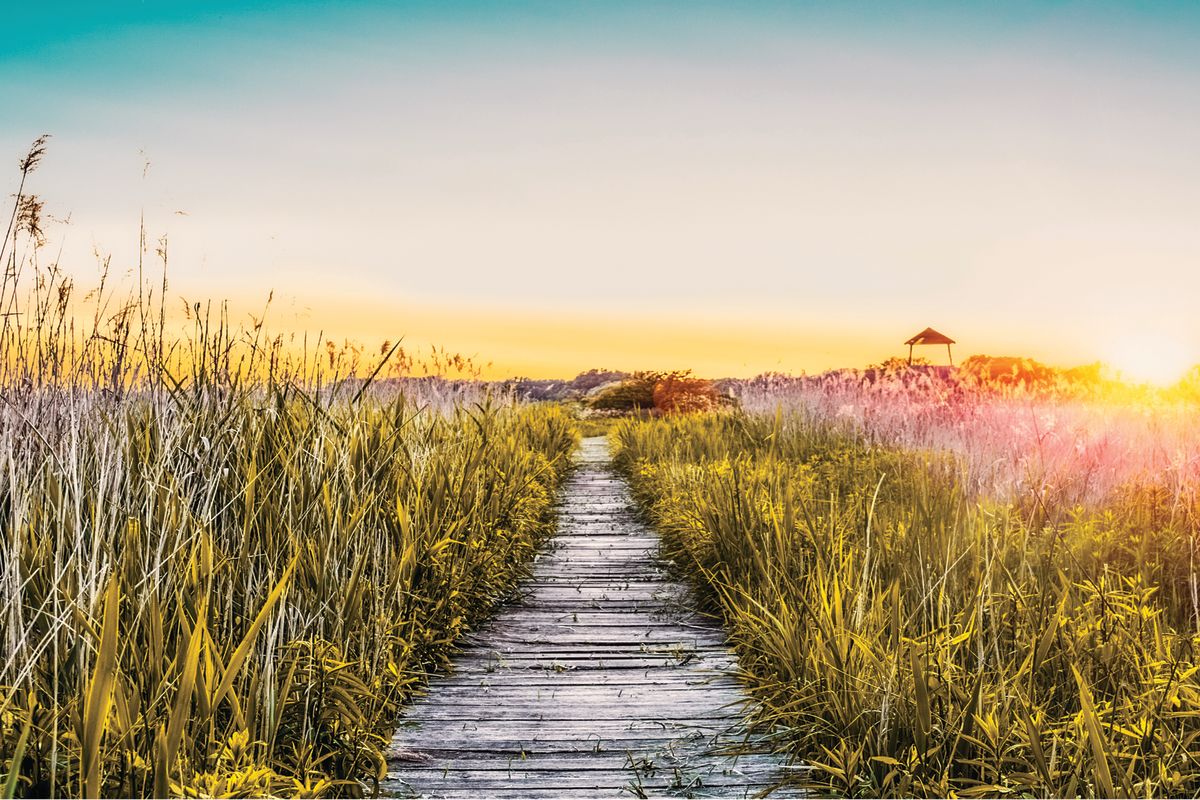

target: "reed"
[614,407,1200,797]
[0,138,579,798]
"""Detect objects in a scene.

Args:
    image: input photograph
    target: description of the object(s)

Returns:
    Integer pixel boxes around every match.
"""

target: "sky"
[3,1,1200,380]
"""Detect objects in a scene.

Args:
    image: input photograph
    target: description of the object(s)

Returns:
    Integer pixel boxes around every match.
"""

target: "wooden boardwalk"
[384,437,799,798]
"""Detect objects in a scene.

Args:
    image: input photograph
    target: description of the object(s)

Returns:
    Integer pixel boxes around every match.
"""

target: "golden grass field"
[613,378,1200,797]
[0,365,577,797]
[0,141,588,797]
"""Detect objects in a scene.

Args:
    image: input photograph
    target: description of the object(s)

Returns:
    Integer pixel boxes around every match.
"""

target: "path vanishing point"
[384,437,801,798]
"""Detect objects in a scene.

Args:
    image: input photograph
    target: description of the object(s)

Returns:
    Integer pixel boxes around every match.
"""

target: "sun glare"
[1105,335,1196,386]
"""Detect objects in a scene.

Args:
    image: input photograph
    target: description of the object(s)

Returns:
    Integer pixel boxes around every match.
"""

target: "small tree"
[652,372,722,414]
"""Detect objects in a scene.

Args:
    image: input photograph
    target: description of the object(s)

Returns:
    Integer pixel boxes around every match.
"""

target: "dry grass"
[614,402,1200,797]
[0,138,579,798]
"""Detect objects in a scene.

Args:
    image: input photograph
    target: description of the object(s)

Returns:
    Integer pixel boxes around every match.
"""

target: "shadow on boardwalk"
[384,437,803,798]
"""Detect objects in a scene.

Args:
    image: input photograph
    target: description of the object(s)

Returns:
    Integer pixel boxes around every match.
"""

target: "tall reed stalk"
[0,138,579,798]
[615,410,1200,798]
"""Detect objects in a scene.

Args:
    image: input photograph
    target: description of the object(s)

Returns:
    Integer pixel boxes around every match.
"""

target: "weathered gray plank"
[431,680,743,694]
[396,734,774,751]
[384,437,800,798]
[448,658,738,673]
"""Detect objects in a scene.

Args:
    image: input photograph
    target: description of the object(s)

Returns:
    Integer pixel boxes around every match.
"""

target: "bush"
[960,354,1057,388]
[586,372,659,411]
[587,371,730,415]
[652,374,722,414]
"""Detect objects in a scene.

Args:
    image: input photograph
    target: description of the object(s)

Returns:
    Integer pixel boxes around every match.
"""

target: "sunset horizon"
[5,1,1200,384]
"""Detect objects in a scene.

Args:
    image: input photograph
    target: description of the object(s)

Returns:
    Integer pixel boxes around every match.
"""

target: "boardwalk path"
[384,437,798,798]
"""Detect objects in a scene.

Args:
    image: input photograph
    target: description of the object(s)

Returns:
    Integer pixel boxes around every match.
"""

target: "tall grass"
[731,370,1200,508]
[614,409,1200,797]
[0,138,579,797]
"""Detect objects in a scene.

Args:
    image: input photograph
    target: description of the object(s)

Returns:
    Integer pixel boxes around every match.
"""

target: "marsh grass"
[614,409,1200,797]
[0,138,579,797]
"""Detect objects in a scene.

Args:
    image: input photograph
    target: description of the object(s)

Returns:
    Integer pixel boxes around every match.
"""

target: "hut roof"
[905,327,955,346]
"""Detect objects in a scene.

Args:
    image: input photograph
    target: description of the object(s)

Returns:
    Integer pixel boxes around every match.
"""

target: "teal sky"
[4,2,1200,378]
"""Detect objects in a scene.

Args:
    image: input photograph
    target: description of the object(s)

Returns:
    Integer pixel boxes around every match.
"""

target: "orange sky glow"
[5,3,1200,382]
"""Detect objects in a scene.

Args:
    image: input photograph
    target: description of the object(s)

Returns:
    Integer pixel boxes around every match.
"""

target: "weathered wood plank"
[445,661,715,672]
[388,769,781,786]
[423,673,745,688]
[409,682,749,698]
[393,746,788,760]
[384,437,801,798]
[387,791,759,799]
[451,652,737,664]
[391,759,772,774]
[391,728,748,748]
[462,632,728,646]
[469,611,694,625]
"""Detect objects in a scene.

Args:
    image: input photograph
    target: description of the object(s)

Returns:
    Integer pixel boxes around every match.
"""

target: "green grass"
[572,414,622,438]
[0,138,584,799]
[0,389,577,798]
[613,410,1200,798]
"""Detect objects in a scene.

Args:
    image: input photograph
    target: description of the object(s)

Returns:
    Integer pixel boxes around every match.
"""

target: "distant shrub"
[587,374,658,411]
[1063,361,1103,385]
[868,355,930,373]
[585,371,732,415]
[1167,365,1200,403]
[961,354,1057,388]
[652,374,723,414]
